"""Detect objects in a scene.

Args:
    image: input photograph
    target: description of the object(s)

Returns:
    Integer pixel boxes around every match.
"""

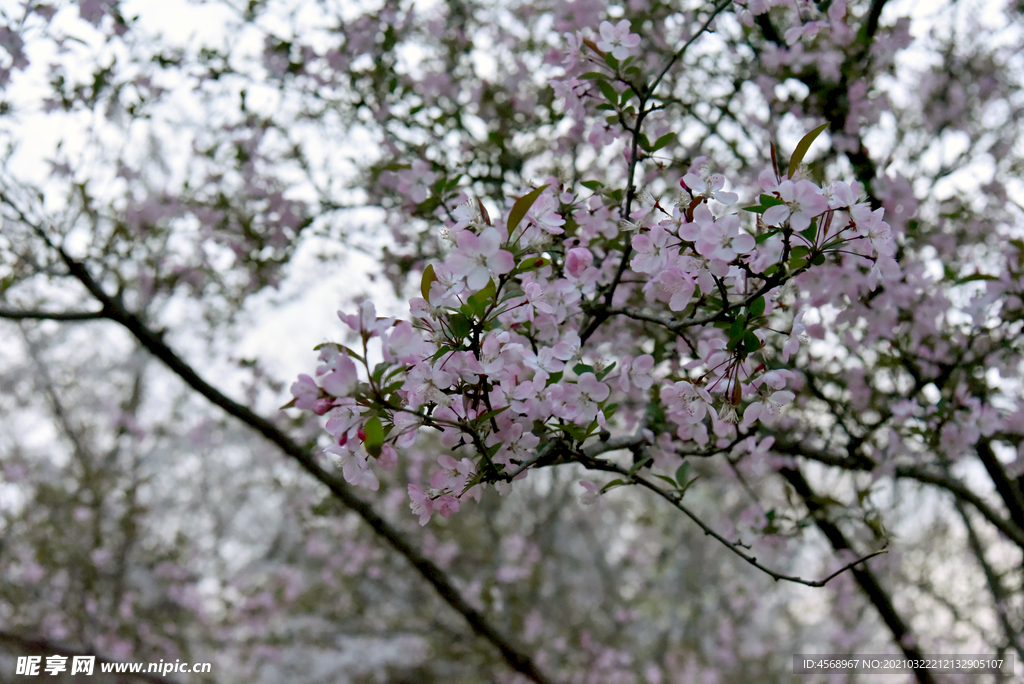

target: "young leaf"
[421,263,437,300]
[749,296,766,318]
[364,416,384,457]
[597,79,619,106]
[468,279,497,317]
[741,331,761,354]
[654,474,678,488]
[507,185,549,233]
[628,452,653,477]
[651,132,676,151]
[447,313,472,341]
[788,122,829,175]
[675,462,691,487]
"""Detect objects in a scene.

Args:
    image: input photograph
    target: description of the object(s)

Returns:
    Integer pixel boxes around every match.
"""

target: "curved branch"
[771,438,1024,551]
[778,467,936,684]
[577,452,887,587]
[13,219,554,684]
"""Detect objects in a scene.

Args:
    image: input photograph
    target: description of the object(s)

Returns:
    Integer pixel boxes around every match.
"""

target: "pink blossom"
[618,354,655,392]
[434,493,461,518]
[782,312,806,362]
[408,485,434,525]
[290,374,320,411]
[741,390,795,428]
[682,170,738,205]
[597,20,640,61]
[663,381,714,424]
[383,321,432,365]
[316,348,359,398]
[448,227,514,291]
[565,246,593,278]
[524,193,565,236]
[631,226,671,274]
[692,205,755,262]
[762,180,830,232]
[578,480,601,505]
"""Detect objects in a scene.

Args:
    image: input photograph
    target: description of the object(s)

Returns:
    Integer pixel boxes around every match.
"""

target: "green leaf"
[563,423,588,441]
[651,132,676,151]
[312,342,364,363]
[654,474,678,487]
[573,362,594,375]
[675,462,691,487]
[601,479,628,493]
[790,245,810,261]
[581,180,604,191]
[507,185,549,234]
[447,313,472,340]
[512,256,549,275]
[475,405,510,425]
[628,452,653,476]
[597,79,619,105]
[741,331,761,354]
[811,253,826,266]
[743,196,783,214]
[638,134,652,152]
[788,122,830,175]
[468,279,497,317]
[755,229,779,244]
[749,296,766,318]
[371,361,389,384]
[421,263,437,300]
[579,71,607,81]
[677,475,700,497]
[364,416,384,457]
[728,319,746,346]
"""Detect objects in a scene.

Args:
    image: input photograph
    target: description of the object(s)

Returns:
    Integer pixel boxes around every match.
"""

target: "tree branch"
[16,225,554,684]
[577,453,887,587]
[0,307,107,321]
[778,467,937,684]
[771,437,1024,551]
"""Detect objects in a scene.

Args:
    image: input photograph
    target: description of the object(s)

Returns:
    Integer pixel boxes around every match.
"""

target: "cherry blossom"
[763,179,830,232]
[596,20,640,60]
[448,227,515,290]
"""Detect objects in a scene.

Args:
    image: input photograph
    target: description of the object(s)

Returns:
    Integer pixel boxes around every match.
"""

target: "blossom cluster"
[291,152,894,523]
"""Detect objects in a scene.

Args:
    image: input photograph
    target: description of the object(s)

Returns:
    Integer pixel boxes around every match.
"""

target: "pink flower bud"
[565,247,593,278]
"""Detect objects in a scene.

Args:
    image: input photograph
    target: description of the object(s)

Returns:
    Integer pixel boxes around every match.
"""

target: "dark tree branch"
[0,307,106,321]
[954,501,1024,663]
[771,437,1024,551]
[976,440,1024,532]
[778,467,937,684]
[8,211,555,684]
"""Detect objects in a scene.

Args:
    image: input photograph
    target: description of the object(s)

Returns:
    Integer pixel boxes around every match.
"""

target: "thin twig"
[577,454,887,587]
